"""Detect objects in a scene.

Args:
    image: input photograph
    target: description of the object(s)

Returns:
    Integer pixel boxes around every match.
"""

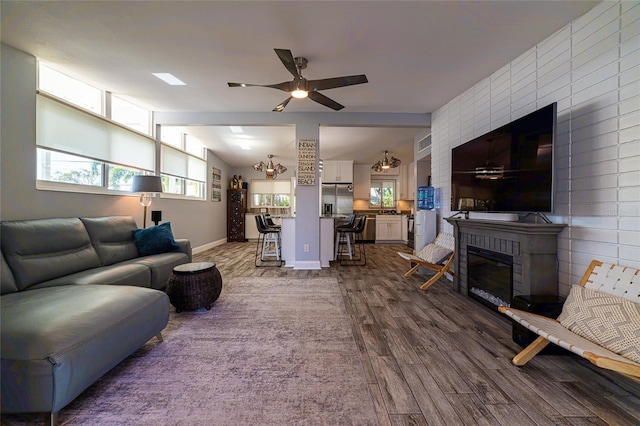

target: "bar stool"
[337,215,366,266]
[255,215,282,267]
[334,214,356,260]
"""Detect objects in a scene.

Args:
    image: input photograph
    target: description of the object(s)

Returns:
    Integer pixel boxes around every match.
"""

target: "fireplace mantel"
[445,218,566,302]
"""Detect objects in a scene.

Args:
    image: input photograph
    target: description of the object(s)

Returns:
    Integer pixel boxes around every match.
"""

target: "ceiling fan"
[228,48,368,112]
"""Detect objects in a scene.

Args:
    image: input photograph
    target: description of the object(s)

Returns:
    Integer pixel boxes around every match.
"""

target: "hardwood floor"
[195,242,640,425]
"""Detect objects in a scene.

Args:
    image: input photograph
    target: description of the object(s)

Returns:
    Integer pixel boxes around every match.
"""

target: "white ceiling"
[1,1,598,167]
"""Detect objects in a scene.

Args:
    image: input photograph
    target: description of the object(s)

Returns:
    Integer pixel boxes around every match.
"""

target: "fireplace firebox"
[467,246,513,310]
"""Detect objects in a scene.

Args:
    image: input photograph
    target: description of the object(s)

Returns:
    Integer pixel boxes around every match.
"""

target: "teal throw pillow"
[132,222,180,256]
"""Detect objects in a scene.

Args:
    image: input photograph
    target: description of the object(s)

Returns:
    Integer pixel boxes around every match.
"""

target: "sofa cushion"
[134,251,191,290]
[559,285,640,363]
[1,253,18,295]
[0,285,169,413]
[132,222,180,256]
[1,218,101,291]
[81,216,140,266]
[30,262,151,290]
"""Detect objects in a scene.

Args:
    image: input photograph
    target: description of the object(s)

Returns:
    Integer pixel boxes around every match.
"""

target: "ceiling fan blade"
[308,75,368,91]
[228,81,293,92]
[272,96,292,112]
[308,91,344,111]
[274,49,299,79]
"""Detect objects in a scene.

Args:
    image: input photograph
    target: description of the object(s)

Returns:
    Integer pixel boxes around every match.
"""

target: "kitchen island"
[281,217,335,268]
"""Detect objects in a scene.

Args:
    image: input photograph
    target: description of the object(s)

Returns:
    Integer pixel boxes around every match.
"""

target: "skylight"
[152,73,186,86]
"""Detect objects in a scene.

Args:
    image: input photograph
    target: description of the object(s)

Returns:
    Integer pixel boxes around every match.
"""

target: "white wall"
[431,1,640,295]
[0,44,230,250]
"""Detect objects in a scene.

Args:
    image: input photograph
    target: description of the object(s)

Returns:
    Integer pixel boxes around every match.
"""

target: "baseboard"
[192,238,227,254]
[294,260,322,270]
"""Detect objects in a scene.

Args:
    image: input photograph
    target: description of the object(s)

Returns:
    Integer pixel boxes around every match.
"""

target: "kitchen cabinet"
[407,162,416,200]
[245,214,259,240]
[398,163,416,200]
[375,215,403,241]
[353,164,371,199]
[322,160,353,183]
[401,214,408,243]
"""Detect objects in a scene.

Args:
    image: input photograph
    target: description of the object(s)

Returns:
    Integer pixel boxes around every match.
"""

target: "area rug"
[4,277,378,425]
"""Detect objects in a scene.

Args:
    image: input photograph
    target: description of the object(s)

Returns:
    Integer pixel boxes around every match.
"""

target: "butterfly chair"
[398,232,455,290]
[499,260,640,383]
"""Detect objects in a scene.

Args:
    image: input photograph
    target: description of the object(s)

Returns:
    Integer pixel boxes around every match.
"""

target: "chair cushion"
[559,285,640,363]
[132,222,180,256]
[416,243,452,264]
[81,216,140,265]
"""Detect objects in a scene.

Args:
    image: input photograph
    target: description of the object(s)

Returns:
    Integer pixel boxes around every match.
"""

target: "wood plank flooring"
[195,242,640,425]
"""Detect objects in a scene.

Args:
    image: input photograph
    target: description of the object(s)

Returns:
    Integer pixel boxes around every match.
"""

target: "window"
[37,149,103,186]
[111,96,150,135]
[161,142,207,199]
[38,65,102,114]
[250,179,291,208]
[370,180,396,209]
[37,148,142,191]
[36,63,156,194]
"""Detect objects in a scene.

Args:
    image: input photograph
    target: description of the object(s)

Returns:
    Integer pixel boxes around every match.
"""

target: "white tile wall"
[432,1,640,296]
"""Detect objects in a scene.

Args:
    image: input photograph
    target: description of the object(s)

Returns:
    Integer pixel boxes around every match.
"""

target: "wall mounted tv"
[451,103,556,213]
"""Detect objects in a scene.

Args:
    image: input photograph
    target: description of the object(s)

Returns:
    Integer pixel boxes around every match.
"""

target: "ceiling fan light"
[291,89,308,99]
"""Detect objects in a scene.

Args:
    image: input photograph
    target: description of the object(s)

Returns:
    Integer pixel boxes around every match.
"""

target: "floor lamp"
[131,175,163,228]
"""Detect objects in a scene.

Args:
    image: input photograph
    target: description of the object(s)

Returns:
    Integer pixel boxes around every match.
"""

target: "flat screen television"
[451,103,556,213]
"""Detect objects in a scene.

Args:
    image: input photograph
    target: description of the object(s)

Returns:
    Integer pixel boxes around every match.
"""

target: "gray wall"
[0,44,230,250]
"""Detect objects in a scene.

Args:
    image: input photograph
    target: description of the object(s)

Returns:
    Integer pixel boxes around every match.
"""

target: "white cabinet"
[353,164,371,199]
[401,214,408,243]
[407,162,415,200]
[398,163,415,200]
[375,215,403,241]
[245,214,259,240]
[322,160,353,183]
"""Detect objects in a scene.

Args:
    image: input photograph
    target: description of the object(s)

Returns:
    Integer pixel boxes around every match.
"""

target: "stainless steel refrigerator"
[321,184,354,216]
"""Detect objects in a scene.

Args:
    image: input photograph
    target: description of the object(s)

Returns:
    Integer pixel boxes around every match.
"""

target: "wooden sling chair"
[500,260,640,383]
[398,232,455,290]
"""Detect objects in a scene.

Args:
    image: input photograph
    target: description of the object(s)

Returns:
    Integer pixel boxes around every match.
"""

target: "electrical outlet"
[303,244,309,252]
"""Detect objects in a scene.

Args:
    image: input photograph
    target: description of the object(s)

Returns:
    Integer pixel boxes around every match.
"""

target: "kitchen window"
[370,180,396,209]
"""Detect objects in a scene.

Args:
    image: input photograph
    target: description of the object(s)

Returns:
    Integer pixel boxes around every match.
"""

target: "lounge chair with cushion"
[398,232,455,290]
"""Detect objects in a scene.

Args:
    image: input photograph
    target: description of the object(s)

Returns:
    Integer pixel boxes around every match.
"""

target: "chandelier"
[253,154,287,179]
[371,151,401,173]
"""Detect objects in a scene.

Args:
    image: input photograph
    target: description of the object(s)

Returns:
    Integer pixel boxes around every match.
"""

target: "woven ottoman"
[166,262,222,312]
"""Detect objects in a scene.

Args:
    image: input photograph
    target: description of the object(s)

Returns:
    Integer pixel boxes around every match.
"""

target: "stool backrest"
[255,215,268,233]
[355,215,366,233]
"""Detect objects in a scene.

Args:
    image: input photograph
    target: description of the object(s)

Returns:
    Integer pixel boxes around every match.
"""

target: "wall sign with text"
[297,138,317,186]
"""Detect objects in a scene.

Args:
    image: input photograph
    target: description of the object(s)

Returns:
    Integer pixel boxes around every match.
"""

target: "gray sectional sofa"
[0,215,191,425]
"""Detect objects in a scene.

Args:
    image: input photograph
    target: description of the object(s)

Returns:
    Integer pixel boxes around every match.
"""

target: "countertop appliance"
[321,183,353,216]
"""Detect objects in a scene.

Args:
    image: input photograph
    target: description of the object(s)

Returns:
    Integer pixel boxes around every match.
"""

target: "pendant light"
[253,154,287,179]
[371,151,401,172]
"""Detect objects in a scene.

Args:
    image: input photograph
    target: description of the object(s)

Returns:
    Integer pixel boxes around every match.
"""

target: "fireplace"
[445,218,566,307]
[467,246,513,310]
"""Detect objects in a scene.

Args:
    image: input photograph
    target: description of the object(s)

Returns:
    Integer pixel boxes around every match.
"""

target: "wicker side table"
[166,262,222,312]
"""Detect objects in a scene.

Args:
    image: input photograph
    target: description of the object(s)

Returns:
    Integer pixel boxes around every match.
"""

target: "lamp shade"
[132,175,163,193]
